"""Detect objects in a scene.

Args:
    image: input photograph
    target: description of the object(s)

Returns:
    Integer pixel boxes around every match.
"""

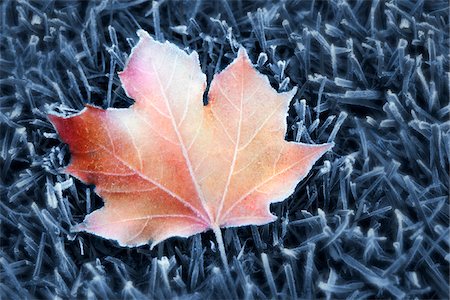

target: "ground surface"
[1,0,449,299]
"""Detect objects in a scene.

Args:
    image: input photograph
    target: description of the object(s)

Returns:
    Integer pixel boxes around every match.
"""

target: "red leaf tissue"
[49,30,332,267]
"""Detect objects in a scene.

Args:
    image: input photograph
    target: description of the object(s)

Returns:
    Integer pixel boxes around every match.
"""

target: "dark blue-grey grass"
[1,0,449,299]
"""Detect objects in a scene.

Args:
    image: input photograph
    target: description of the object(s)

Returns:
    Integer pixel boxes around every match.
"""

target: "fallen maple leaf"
[49,30,332,267]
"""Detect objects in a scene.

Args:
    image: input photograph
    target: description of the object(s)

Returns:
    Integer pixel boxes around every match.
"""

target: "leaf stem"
[212,226,229,272]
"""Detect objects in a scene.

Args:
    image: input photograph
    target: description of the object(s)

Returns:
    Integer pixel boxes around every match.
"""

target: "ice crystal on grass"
[1,0,449,299]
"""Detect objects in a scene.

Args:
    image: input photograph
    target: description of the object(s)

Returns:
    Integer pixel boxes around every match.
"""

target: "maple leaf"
[49,30,332,266]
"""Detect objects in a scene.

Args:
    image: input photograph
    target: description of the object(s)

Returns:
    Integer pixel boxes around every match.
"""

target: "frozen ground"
[1,0,449,299]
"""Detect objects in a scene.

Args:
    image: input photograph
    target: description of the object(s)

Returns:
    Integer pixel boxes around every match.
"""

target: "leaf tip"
[47,113,62,130]
[118,29,151,79]
[284,86,298,100]
[314,142,335,156]
[322,142,335,152]
[136,28,151,40]
[237,46,253,66]
[237,46,248,58]
[70,222,87,233]
[47,113,59,123]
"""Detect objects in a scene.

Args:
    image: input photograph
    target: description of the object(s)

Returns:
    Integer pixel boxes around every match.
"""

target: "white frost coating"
[31,14,42,25]
[46,182,58,209]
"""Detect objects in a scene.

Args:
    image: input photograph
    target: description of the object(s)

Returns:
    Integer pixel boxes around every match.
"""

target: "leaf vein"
[88,214,208,229]
[95,143,209,223]
[222,149,322,220]
[149,51,213,223]
[238,99,285,152]
[215,60,244,221]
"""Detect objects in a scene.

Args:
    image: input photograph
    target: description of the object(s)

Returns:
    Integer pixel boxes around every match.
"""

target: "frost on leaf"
[49,30,332,248]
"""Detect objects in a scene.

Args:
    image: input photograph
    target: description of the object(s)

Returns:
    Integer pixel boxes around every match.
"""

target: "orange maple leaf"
[49,30,332,267]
